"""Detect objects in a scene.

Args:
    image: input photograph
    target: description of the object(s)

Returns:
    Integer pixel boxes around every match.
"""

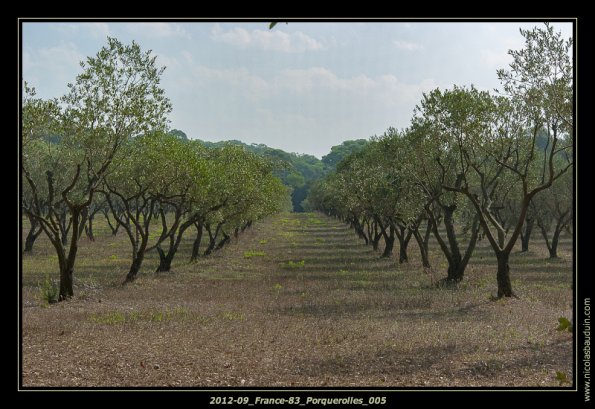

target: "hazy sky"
[22,21,573,158]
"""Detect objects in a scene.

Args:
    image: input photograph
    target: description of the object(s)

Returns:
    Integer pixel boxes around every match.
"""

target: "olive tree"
[22,90,63,253]
[407,88,487,284]
[312,134,426,264]
[409,23,572,297]
[487,23,572,296]
[532,163,572,258]
[370,131,428,262]
[100,132,202,282]
[22,37,171,300]
[202,145,288,257]
[144,143,286,270]
[151,140,223,273]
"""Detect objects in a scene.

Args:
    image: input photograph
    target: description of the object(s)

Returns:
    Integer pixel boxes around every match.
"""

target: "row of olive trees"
[308,23,573,298]
[22,37,289,301]
[101,133,288,284]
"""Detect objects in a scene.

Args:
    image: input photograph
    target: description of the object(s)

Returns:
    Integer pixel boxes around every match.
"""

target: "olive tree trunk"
[23,214,42,252]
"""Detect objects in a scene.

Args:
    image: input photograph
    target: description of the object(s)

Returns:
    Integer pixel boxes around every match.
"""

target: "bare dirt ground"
[21,212,573,387]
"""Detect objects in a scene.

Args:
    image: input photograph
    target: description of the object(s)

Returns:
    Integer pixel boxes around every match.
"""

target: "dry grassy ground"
[21,212,573,387]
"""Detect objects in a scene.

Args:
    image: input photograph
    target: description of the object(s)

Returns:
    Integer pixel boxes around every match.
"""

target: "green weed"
[162,306,190,320]
[555,371,571,385]
[220,310,246,321]
[89,306,190,325]
[281,231,296,239]
[37,272,58,306]
[286,260,305,269]
[244,251,266,259]
[89,310,126,325]
[556,317,573,333]
[151,310,164,322]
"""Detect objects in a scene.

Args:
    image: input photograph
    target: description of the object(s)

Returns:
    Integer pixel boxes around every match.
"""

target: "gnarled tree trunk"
[381,224,395,258]
[24,215,42,252]
[204,222,224,256]
[155,246,175,273]
[427,204,479,285]
[190,221,203,262]
[520,217,534,252]
[58,208,83,300]
[395,225,412,263]
[123,254,144,284]
[84,214,95,241]
[412,227,431,269]
[103,209,121,236]
[496,251,513,298]
[215,232,230,250]
[538,216,568,259]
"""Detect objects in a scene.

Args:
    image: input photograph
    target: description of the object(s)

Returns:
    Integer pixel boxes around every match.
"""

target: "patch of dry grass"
[21,212,573,387]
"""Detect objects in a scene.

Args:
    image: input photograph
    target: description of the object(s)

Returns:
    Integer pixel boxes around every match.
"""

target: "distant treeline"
[169,129,369,212]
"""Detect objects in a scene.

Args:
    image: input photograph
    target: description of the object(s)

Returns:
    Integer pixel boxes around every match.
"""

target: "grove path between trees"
[22,212,572,387]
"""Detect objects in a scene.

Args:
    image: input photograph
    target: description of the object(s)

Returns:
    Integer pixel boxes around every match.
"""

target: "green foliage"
[284,171,305,189]
[321,139,369,169]
[269,22,287,30]
[204,144,289,231]
[38,272,58,305]
[62,36,172,141]
[556,317,573,333]
[259,240,268,245]
[168,129,189,141]
[497,23,572,135]
[531,164,573,238]
[103,134,288,280]
[310,131,424,234]
[191,137,367,212]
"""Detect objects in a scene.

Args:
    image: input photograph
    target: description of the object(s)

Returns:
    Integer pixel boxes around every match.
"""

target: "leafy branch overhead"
[269,22,288,30]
